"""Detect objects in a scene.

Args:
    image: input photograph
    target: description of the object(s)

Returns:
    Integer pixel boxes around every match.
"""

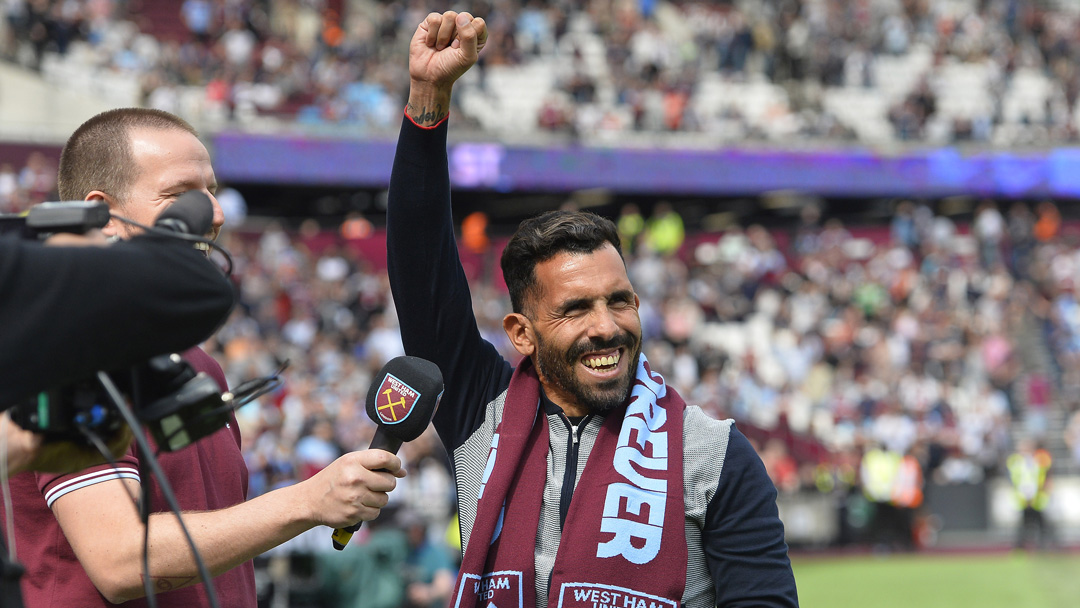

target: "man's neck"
[539,388,591,419]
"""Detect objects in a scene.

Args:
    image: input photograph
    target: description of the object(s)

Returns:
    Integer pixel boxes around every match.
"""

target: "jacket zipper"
[559,414,590,528]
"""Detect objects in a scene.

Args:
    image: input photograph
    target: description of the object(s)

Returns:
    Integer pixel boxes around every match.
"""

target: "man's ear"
[503,312,536,357]
[85,191,122,237]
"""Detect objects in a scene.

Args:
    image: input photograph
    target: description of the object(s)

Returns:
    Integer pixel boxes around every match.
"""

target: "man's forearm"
[136,484,314,596]
[53,449,399,602]
[406,82,453,126]
[54,478,316,603]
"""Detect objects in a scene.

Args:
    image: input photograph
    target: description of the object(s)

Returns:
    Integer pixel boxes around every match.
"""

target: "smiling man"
[502,218,644,417]
[387,11,798,608]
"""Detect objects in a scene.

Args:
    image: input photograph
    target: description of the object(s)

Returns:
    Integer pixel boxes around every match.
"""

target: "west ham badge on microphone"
[375,373,420,424]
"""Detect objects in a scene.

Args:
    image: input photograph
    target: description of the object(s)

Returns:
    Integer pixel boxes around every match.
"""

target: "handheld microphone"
[331,356,444,550]
[154,190,214,236]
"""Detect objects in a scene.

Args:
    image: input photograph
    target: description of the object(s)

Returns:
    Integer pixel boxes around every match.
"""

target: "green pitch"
[792,552,1080,608]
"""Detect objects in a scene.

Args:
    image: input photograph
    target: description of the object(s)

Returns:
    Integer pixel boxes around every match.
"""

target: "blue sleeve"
[704,425,799,607]
[385,114,513,451]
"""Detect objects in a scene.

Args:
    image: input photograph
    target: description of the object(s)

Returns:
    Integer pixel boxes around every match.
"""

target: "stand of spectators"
[207,195,1075,526]
[220,198,1080,556]
[5,1,1080,145]
[0,150,56,213]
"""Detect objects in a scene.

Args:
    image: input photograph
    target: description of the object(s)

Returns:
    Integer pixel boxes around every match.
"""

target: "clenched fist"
[407,11,488,126]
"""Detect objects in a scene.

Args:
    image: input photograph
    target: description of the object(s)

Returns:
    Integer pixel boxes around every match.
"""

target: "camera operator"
[2,225,236,473]
[0,230,235,408]
[1,227,231,608]
[2,222,223,475]
[0,108,404,608]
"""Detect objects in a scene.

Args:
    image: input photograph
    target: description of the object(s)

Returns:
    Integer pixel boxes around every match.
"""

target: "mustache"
[565,332,637,364]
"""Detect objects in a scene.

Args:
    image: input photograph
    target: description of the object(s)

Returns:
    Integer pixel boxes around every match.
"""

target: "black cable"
[157,365,286,450]
[229,365,288,406]
[74,427,141,509]
[139,450,157,608]
[77,425,157,607]
[124,365,158,605]
[96,372,221,608]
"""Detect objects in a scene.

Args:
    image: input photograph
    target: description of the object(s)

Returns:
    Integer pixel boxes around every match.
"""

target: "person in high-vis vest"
[1007,439,1054,550]
[861,444,925,551]
[891,450,924,550]
[860,444,900,548]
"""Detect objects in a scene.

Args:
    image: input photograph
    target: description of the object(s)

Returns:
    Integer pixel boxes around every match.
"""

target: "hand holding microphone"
[330,356,444,550]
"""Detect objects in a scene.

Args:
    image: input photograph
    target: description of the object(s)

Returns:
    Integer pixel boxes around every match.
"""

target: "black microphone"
[154,190,214,236]
[331,355,444,550]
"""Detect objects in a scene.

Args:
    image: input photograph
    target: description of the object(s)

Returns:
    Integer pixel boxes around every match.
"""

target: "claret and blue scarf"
[451,354,688,608]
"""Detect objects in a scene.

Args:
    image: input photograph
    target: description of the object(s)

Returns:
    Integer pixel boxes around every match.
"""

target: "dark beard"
[533,329,641,414]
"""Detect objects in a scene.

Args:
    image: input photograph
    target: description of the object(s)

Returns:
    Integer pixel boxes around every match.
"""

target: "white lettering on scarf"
[478,432,500,500]
[477,432,506,544]
[596,361,669,564]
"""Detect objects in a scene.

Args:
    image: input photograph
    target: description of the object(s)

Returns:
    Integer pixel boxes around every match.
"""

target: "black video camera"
[3,199,268,451]
[0,200,111,239]
[9,354,232,452]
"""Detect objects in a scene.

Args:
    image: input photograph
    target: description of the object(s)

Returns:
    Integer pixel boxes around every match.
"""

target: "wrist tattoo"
[407,102,446,125]
[145,575,198,592]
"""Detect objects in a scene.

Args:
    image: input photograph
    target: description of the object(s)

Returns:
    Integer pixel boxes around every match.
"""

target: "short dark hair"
[57,108,198,203]
[500,210,623,314]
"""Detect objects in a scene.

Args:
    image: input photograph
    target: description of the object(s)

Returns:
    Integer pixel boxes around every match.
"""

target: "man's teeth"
[584,354,620,368]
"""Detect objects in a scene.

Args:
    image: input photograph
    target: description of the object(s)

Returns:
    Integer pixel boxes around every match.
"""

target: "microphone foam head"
[158,190,214,236]
[366,356,444,442]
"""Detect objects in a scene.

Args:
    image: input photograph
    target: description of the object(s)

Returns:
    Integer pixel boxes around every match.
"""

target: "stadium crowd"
[3,125,1076,561]
[3,0,1080,145]
[0,150,56,213]
[195,193,1076,559]
[5,0,1080,601]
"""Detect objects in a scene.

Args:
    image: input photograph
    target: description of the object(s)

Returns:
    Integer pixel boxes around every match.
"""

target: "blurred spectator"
[1007,201,1036,277]
[761,438,799,494]
[216,185,248,226]
[180,0,213,43]
[400,511,456,608]
[1033,200,1061,243]
[973,199,1005,270]
[643,201,685,256]
[0,162,18,211]
[18,150,55,205]
[295,415,342,480]
[1007,439,1055,550]
[460,211,489,255]
[616,202,645,254]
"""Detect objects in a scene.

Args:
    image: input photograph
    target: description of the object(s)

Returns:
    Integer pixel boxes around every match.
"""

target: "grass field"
[792,551,1080,608]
